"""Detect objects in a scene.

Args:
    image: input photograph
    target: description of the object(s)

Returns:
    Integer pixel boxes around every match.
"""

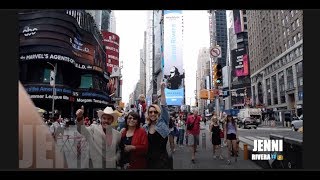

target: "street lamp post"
[47,62,57,118]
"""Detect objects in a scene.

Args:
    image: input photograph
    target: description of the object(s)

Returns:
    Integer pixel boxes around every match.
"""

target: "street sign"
[112,97,122,101]
[210,46,222,58]
[50,70,55,87]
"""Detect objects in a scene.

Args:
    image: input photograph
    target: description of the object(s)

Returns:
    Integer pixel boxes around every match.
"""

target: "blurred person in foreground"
[19,82,67,168]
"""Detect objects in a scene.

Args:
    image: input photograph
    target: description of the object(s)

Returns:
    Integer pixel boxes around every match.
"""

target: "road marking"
[245,136,257,141]
[256,136,269,140]
[239,136,254,147]
[256,127,291,131]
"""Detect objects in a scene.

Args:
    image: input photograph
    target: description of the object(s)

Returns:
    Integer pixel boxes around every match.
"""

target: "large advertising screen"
[231,47,249,77]
[163,10,184,106]
[101,31,120,74]
[233,10,243,34]
[19,12,108,78]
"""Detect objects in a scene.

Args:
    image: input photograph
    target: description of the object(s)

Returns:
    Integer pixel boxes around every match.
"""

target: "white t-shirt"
[50,122,63,136]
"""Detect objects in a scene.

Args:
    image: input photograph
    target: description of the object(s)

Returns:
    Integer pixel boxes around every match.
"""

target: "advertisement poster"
[231,47,249,77]
[233,10,243,34]
[101,31,120,74]
[163,10,184,106]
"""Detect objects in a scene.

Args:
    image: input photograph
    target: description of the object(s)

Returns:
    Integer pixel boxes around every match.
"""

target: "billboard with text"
[101,31,120,74]
[163,10,184,106]
[231,47,249,77]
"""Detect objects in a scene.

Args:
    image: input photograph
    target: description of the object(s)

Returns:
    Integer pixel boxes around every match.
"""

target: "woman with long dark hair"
[143,82,171,169]
[224,115,238,165]
[119,112,148,169]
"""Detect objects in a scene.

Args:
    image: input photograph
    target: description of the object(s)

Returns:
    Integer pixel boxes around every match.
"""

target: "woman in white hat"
[75,106,121,169]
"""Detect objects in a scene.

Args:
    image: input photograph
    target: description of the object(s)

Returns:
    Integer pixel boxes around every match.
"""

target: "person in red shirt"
[138,94,147,125]
[186,108,201,163]
[119,112,148,169]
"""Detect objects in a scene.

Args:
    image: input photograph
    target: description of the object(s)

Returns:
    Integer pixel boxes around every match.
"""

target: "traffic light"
[213,64,222,87]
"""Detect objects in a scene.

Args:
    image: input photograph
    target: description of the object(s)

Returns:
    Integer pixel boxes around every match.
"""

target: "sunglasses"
[149,110,159,114]
[128,117,137,120]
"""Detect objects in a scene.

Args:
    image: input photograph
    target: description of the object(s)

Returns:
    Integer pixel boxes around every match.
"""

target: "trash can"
[282,136,303,169]
[269,134,285,169]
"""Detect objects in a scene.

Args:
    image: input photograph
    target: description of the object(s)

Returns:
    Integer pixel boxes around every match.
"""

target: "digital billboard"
[233,10,243,34]
[163,10,184,106]
[101,31,120,74]
[231,47,249,77]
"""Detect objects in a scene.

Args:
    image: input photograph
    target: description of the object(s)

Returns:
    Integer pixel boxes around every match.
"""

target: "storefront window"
[79,74,93,88]
[43,68,51,83]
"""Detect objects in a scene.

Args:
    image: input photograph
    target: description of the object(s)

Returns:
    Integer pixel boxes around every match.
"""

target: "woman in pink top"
[224,115,238,165]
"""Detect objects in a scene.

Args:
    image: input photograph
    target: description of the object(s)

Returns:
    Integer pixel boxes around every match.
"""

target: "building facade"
[214,10,228,68]
[101,10,111,31]
[196,48,211,115]
[19,10,112,119]
[145,11,154,103]
[109,11,116,33]
[139,49,146,96]
[228,10,251,109]
[153,10,163,102]
[247,10,303,116]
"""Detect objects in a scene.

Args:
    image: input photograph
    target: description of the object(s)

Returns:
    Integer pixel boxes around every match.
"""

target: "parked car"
[291,114,303,131]
[238,117,258,129]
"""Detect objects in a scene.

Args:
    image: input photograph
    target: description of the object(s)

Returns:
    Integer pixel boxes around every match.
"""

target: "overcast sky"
[115,10,210,105]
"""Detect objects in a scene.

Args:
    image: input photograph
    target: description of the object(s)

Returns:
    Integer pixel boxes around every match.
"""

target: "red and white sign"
[210,46,222,58]
[101,31,120,74]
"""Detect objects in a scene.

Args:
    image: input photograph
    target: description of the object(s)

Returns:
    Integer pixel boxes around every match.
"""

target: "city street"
[173,122,261,169]
[55,122,303,169]
[57,123,262,169]
[236,125,302,151]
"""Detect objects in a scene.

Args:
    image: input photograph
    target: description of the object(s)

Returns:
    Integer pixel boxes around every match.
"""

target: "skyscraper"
[109,11,116,33]
[196,48,211,115]
[214,10,228,67]
[247,10,303,116]
[228,10,251,109]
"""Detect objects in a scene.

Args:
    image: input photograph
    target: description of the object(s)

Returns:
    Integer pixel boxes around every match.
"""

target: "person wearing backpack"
[186,108,201,163]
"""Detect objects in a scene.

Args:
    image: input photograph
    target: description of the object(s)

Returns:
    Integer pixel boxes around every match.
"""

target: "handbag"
[187,120,195,130]
[219,129,224,138]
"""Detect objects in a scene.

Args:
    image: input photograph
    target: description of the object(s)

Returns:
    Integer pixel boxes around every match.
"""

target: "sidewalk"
[173,123,261,169]
[57,124,262,169]
[55,126,90,169]
[173,145,262,169]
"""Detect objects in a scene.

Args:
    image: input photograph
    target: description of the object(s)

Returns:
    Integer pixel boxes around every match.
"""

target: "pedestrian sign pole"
[210,45,221,117]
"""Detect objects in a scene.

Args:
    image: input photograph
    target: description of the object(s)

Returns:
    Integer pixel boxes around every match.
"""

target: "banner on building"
[101,31,120,74]
[233,10,243,34]
[231,47,249,77]
[222,66,229,88]
[163,10,185,106]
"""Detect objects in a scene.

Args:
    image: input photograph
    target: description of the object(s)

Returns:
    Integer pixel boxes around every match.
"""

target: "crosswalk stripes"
[244,136,258,141]
[256,136,269,140]
[238,135,271,150]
